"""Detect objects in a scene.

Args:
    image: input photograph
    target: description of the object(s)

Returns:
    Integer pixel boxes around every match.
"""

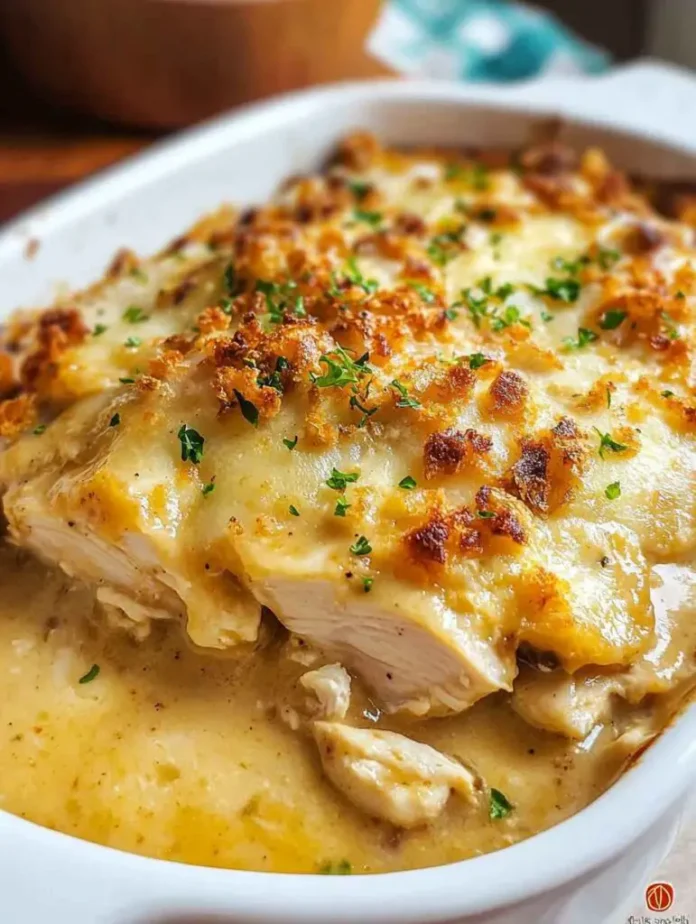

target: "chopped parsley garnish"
[408,282,436,303]
[427,228,466,267]
[349,393,377,428]
[93,323,108,336]
[391,379,421,409]
[444,307,459,321]
[599,309,627,331]
[490,305,530,332]
[660,310,680,340]
[563,327,598,350]
[122,305,149,323]
[398,475,417,490]
[124,336,142,349]
[289,505,300,517]
[257,356,289,393]
[348,180,370,201]
[362,577,374,593]
[597,246,621,270]
[350,536,372,556]
[78,664,100,685]
[334,497,351,517]
[540,310,554,323]
[283,435,298,450]
[109,413,121,427]
[130,267,149,284]
[593,427,628,459]
[489,788,513,820]
[551,254,590,275]
[255,278,304,324]
[326,468,359,491]
[201,482,216,498]
[606,387,613,409]
[233,389,259,427]
[119,376,135,384]
[661,390,675,398]
[33,424,46,436]
[219,296,234,315]
[330,256,379,297]
[312,346,371,388]
[676,290,686,300]
[318,859,353,875]
[178,424,205,463]
[353,209,383,228]
[532,277,581,303]
[468,353,490,370]
[445,162,489,190]
[477,510,495,519]
[605,481,621,500]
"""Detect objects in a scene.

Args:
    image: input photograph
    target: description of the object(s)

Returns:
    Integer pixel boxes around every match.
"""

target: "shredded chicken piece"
[312,722,479,827]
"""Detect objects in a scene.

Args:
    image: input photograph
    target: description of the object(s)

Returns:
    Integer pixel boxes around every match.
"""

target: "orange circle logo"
[646,881,675,912]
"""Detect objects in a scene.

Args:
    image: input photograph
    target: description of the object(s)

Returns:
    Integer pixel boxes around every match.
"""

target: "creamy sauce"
[0,543,693,874]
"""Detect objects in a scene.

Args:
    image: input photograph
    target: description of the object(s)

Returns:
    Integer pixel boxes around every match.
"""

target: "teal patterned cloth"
[368,0,610,81]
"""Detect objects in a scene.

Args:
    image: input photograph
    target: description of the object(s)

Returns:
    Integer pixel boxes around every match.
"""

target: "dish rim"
[1,69,696,922]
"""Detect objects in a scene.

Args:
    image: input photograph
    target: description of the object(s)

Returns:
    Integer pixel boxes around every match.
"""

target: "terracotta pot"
[0,0,388,128]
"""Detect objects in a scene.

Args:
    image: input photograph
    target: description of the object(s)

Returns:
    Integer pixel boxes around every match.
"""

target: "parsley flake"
[202,482,215,498]
[327,469,359,492]
[597,247,621,270]
[348,180,370,201]
[563,327,598,350]
[178,424,205,464]
[534,277,581,303]
[407,282,436,304]
[334,497,351,517]
[599,309,627,331]
[109,413,121,427]
[593,427,628,459]
[233,390,259,427]
[398,475,417,490]
[122,305,149,323]
[312,346,371,389]
[93,323,108,336]
[353,209,382,228]
[362,577,374,593]
[444,307,459,321]
[119,376,135,384]
[124,336,142,349]
[391,379,421,409]
[427,228,466,266]
[283,435,298,451]
[289,505,300,517]
[489,788,513,820]
[318,859,353,875]
[661,390,675,398]
[605,481,621,500]
[477,510,495,519]
[130,267,149,284]
[78,664,100,685]
[350,536,372,556]
[33,424,46,436]
[469,353,490,370]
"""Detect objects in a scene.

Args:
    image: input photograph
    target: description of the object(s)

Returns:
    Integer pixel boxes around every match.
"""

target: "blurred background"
[0,0,692,223]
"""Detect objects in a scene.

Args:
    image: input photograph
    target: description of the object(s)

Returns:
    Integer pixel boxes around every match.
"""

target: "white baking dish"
[0,60,695,924]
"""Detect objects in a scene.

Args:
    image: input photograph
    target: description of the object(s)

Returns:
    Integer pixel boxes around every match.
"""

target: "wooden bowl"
[0,0,388,128]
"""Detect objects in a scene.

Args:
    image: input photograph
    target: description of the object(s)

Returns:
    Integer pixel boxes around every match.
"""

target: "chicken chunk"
[312,722,479,827]
[300,664,351,721]
[511,668,624,739]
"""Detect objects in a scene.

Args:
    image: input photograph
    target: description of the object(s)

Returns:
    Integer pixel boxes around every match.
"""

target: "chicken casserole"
[0,132,694,873]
